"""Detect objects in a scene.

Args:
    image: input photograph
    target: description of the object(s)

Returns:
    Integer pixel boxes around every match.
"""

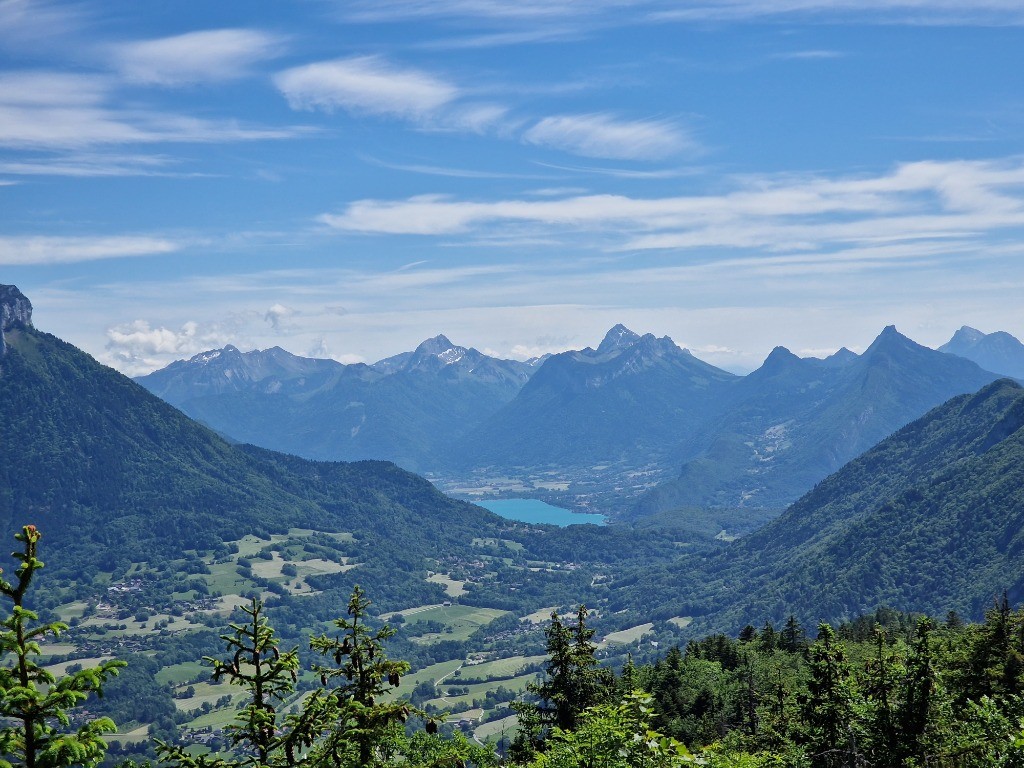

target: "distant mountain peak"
[823,347,858,367]
[863,325,919,357]
[752,346,803,376]
[939,325,1024,379]
[598,324,641,354]
[187,345,242,365]
[409,334,467,367]
[949,325,986,345]
[415,334,455,353]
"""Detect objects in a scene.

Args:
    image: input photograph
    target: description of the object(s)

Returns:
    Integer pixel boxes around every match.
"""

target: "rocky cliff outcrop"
[0,285,33,356]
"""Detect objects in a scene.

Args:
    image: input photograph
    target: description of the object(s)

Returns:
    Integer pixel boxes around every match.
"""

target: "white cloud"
[264,303,296,330]
[0,235,180,265]
[523,113,695,160]
[437,103,511,134]
[320,157,1024,252]
[344,0,613,21]
[274,56,458,120]
[112,28,284,86]
[0,71,306,150]
[650,0,1024,24]
[103,319,236,376]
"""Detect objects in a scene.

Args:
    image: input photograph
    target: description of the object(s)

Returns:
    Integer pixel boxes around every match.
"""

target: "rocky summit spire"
[0,284,33,356]
[597,324,641,354]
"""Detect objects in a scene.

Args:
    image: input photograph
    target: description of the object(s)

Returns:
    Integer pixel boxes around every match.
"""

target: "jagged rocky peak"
[597,323,642,354]
[414,334,457,356]
[1,285,33,331]
[1,284,33,355]
[187,345,241,365]
[863,324,917,355]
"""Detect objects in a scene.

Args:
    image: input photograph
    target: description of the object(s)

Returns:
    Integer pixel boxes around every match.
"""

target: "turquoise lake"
[478,498,606,527]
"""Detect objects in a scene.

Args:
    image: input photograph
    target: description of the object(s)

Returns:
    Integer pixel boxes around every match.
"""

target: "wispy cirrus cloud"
[649,0,1024,25]
[111,28,285,86]
[0,152,201,178]
[524,113,696,160]
[0,71,308,150]
[0,0,85,52]
[0,234,181,265]
[319,157,1024,253]
[274,56,459,120]
[342,0,1024,26]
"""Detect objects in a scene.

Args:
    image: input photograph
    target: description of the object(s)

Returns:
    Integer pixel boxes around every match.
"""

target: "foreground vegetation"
[8,527,1024,768]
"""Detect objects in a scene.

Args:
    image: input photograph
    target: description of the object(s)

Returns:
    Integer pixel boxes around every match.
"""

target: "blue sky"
[2,0,1023,374]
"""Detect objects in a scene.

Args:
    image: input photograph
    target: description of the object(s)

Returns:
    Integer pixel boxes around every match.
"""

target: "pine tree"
[0,525,125,768]
[861,625,900,767]
[511,606,610,759]
[780,615,806,654]
[308,585,425,768]
[801,623,859,768]
[157,598,333,768]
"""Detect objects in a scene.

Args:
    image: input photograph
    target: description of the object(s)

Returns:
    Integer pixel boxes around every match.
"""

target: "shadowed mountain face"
[633,326,1006,514]
[449,327,738,471]
[616,379,1024,629]
[940,325,1024,380]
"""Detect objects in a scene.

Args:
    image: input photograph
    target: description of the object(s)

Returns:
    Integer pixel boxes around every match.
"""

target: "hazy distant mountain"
[137,344,349,402]
[450,325,737,471]
[939,325,1024,379]
[136,335,535,471]
[620,379,1024,628]
[634,326,1006,514]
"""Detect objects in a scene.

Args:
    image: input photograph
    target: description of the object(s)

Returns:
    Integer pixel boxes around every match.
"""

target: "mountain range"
[137,321,1023,518]
[137,335,537,472]
[7,281,1024,631]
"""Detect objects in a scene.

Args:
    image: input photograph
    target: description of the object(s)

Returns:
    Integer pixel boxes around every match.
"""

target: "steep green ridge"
[617,379,1024,628]
[0,326,517,581]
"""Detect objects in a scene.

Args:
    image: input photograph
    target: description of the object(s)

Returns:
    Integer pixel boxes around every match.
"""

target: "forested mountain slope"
[617,379,1024,628]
